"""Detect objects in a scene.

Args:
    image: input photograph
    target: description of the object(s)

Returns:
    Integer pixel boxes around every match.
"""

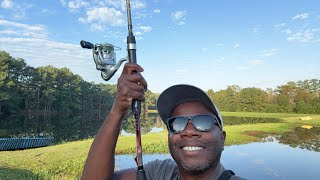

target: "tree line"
[0,50,319,116]
[208,81,320,114]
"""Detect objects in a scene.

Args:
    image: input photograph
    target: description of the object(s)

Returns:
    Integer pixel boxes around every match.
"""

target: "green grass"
[0,139,92,179]
[221,111,319,118]
[1,112,319,179]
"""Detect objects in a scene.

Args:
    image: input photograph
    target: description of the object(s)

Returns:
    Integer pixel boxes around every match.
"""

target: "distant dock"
[0,138,52,151]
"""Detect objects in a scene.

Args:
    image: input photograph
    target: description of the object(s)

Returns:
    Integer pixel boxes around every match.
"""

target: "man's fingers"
[117,78,146,101]
[122,63,144,75]
[127,90,145,102]
[127,82,145,93]
[122,73,148,91]
[139,75,148,91]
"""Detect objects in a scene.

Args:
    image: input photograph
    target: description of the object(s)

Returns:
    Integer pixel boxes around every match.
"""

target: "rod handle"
[137,168,146,180]
[131,70,141,117]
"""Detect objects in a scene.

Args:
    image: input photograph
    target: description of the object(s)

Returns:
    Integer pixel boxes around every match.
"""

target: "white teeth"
[182,146,203,151]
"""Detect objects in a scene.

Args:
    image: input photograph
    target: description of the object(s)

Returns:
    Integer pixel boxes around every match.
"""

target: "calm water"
[1,113,319,179]
[115,136,320,180]
[0,114,282,142]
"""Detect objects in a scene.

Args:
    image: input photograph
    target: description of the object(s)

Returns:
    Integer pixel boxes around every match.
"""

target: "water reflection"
[0,113,315,148]
[0,113,167,143]
[115,136,320,180]
[222,137,320,180]
[121,113,163,134]
[0,113,103,143]
[277,126,320,152]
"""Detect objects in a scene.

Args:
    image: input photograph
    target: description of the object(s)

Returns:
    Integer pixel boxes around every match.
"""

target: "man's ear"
[221,130,226,143]
[221,130,226,150]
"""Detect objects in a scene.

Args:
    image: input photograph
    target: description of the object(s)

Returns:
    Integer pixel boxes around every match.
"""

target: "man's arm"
[81,63,147,180]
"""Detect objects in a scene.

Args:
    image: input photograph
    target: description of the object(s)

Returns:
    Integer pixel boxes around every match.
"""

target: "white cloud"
[215,57,225,63]
[0,29,19,35]
[0,37,98,83]
[78,17,86,24]
[41,9,53,14]
[135,12,148,19]
[90,23,104,31]
[274,23,286,28]
[1,1,33,20]
[68,0,89,10]
[83,7,126,27]
[274,23,287,32]
[1,0,13,8]
[292,13,309,20]
[0,20,105,84]
[216,43,224,46]
[133,25,152,39]
[274,12,320,44]
[171,10,187,26]
[138,25,152,32]
[135,31,143,36]
[0,19,48,39]
[63,0,147,37]
[252,25,261,33]
[91,0,145,12]
[60,0,146,16]
[249,59,263,65]
[234,43,240,48]
[102,0,124,10]
[287,29,317,43]
[0,19,45,32]
[283,29,292,34]
[153,9,160,14]
[131,0,146,10]
[261,49,277,57]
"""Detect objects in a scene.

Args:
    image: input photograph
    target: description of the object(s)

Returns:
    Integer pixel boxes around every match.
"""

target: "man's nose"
[180,120,202,138]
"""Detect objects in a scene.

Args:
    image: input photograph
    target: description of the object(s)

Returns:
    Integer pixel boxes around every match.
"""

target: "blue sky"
[0,0,319,93]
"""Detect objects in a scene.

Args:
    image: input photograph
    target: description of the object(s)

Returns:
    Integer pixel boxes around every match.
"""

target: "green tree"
[225,85,241,112]
[0,51,32,113]
[239,87,267,112]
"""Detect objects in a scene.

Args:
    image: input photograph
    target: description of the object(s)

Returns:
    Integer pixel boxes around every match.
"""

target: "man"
[82,63,245,180]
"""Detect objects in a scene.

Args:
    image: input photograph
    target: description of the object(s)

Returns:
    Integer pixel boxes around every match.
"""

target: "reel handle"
[80,40,94,49]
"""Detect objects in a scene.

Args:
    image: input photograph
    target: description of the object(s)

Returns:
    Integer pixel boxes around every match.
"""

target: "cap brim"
[156,84,223,129]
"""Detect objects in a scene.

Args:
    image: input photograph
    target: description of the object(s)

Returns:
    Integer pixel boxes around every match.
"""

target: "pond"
[115,126,320,180]
[0,114,282,143]
[1,113,319,179]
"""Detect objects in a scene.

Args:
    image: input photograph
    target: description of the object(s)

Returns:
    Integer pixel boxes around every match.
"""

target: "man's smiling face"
[168,101,226,175]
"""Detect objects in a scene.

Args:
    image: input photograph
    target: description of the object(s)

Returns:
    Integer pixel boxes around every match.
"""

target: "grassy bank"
[1,112,319,179]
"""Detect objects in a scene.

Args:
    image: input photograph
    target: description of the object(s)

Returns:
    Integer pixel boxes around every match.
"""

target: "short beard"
[178,150,222,175]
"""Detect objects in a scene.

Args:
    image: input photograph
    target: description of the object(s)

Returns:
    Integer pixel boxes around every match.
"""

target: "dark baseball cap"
[156,84,223,130]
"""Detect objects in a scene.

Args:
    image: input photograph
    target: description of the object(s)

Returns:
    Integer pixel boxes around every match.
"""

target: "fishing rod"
[80,0,146,179]
[126,0,146,179]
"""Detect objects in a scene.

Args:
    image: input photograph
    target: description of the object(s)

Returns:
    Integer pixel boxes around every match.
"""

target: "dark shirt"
[144,159,246,180]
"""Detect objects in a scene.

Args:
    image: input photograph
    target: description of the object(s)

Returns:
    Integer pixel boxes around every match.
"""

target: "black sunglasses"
[165,114,222,134]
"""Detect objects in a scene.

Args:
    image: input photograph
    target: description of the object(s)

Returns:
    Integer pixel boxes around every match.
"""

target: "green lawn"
[1,112,319,179]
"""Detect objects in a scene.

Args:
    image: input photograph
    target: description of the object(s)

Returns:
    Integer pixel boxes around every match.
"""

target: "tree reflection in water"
[2,113,318,150]
[277,126,320,152]
[0,112,166,143]
[121,113,166,134]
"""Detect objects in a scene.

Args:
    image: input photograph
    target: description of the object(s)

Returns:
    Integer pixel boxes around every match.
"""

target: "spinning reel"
[80,40,127,81]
